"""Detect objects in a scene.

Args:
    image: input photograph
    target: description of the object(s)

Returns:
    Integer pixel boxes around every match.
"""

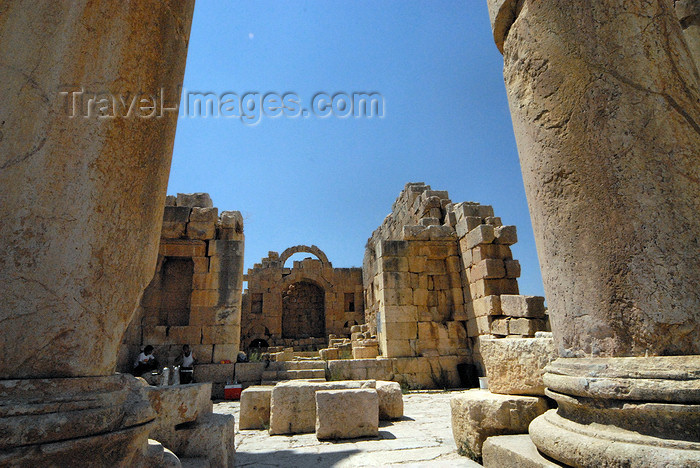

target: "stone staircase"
[260,360,327,385]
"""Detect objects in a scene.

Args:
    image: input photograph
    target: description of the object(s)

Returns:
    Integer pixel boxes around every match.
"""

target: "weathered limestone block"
[269,380,376,435]
[465,225,496,249]
[473,296,502,318]
[193,364,235,385]
[177,193,213,208]
[500,295,545,318]
[450,389,548,460]
[315,389,379,440]
[162,207,192,238]
[471,259,506,280]
[145,383,213,441]
[482,434,563,468]
[353,346,379,359]
[493,225,517,245]
[509,318,547,336]
[186,222,216,240]
[239,386,274,430]
[163,413,235,468]
[504,259,521,278]
[376,381,404,420]
[480,337,557,396]
[320,348,340,360]
[490,318,509,336]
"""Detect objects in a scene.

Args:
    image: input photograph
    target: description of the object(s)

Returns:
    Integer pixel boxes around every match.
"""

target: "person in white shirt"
[175,344,197,384]
[133,345,158,376]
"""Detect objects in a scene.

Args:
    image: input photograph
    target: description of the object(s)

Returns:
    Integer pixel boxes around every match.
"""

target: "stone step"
[281,360,327,370]
[261,370,278,380]
[287,369,326,379]
[261,380,278,386]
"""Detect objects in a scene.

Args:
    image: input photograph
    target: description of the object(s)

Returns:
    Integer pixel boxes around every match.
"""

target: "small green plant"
[247,349,265,362]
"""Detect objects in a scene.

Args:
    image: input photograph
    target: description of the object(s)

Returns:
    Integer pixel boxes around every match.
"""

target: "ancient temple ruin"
[1,1,698,466]
[240,245,364,352]
[120,193,245,371]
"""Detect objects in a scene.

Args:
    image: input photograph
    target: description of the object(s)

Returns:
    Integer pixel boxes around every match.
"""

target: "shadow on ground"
[235,448,361,467]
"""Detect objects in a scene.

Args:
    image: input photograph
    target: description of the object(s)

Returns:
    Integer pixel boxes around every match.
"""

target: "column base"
[0,374,155,466]
[529,356,700,468]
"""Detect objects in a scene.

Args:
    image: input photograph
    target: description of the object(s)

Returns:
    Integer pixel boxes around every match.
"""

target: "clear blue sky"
[168,0,546,299]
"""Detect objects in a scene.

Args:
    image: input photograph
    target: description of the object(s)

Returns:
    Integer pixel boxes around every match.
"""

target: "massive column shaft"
[0,1,195,378]
[491,0,700,359]
[488,0,700,465]
[0,1,195,464]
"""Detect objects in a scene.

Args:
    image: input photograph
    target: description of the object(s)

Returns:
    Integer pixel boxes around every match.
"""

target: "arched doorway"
[282,281,325,339]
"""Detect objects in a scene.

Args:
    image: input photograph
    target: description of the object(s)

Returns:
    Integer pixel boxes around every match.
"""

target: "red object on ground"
[224,384,242,400]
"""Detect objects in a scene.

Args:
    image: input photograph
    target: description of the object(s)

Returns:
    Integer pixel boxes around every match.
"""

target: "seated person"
[133,345,159,376]
[175,344,196,384]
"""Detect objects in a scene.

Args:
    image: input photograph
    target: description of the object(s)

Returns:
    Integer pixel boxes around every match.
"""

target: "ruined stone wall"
[363,183,548,376]
[119,193,245,370]
[241,246,364,351]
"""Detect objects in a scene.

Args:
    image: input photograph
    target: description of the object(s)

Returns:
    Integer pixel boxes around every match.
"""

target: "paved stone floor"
[214,389,482,467]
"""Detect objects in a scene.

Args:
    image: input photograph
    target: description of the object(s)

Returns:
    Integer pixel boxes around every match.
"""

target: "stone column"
[0,1,195,464]
[487,0,700,465]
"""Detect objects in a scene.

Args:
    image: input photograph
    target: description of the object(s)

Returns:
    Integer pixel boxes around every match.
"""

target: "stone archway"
[281,281,325,339]
[279,245,330,268]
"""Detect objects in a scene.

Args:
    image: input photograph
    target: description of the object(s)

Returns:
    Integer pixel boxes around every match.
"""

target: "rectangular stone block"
[469,278,519,299]
[269,380,376,435]
[201,325,237,345]
[483,434,564,468]
[491,317,510,336]
[169,326,202,345]
[186,221,216,240]
[504,259,521,278]
[471,244,513,263]
[473,295,502,318]
[407,256,427,273]
[207,239,244,257]
[384,321,418,340]
[191,344,213,363]
[190,289,219,307]
[161,221,186,239]
[494,225,518,245]
[466,224,496,249]
[353,346,379,359]
[383,339,414,357]
[480,337,557,396]
[470,259,506,281]
[381,256,409,272]
[453,202,494,220]
[192,256,209,273]
[192,273,219,290]
[500,295,546,318]
[377,271,410,290]
[315,389,379,440]
[451,389,548,459]
[239,385,274,429]
[189,207,218,223]
[509,318,547,336]
[376,240,409,258]
[320,348,340,360]
[161,239,207,257]
[163,205,191,223]
[176,193,213,208]
[212,344,238,363]
[193,363,235,384]
[466,315,493,337]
